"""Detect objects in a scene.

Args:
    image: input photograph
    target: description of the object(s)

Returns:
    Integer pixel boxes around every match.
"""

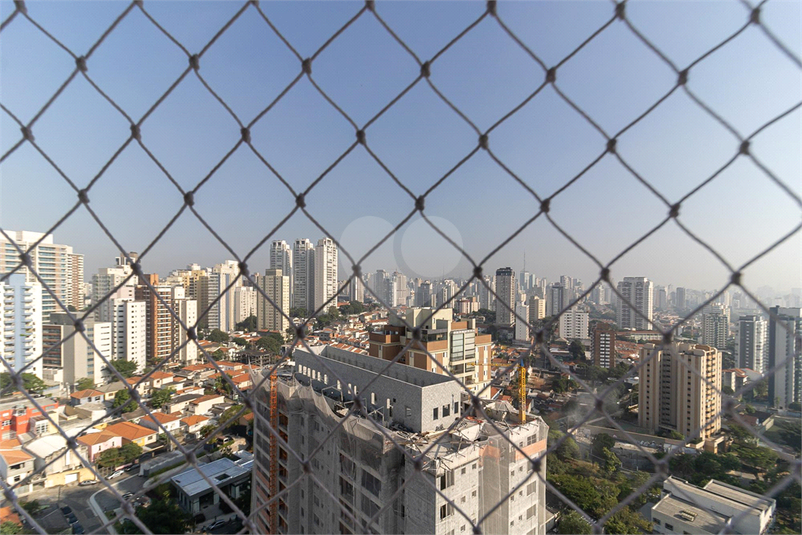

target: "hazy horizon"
[2,0,800,294]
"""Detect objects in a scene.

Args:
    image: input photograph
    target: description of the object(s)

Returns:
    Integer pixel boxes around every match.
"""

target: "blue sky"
[1,0,800,293]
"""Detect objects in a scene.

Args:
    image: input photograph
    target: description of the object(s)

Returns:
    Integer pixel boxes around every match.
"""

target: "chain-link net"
[0,0,800,534]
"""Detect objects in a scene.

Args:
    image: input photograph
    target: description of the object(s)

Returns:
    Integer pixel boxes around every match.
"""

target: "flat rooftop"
[171,457,253,498]
[653,494,728,534]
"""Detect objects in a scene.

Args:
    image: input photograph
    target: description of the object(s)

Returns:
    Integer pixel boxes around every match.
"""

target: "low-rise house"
[104,421,158,448]
[96,381,127,402]
[69,389,105,406]
[165,394,202,414]
[0,396,59,440]
[180,415,209,435]
[138,412,182,435]
[188,395,225,416]
[21,433,87,477]
[171,456,252,514]
[174,386,205,397]
[148,371,175,389]
[77,430,122,463]
[125,377,151,398]
[0,448,34,493]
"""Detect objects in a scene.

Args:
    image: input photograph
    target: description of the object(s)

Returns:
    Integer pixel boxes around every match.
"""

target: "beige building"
[258,268,290,333]
[368,307,493,393]
[639,343,722,440]
[528,296,545,322]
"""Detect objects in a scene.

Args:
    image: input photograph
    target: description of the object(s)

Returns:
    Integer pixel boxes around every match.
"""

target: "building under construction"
[251,345,549,535]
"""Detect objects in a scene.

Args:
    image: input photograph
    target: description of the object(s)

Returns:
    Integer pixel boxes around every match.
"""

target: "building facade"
[767,306,801,409]
[292,239,314,313]
[557,307,589,341]
[617,277,654,330]
[313,238,338,314]
[592,323,617,369]
[258,269,291,333]
[638,343,722,440]
[1,274,43,378]
[495,268,515,327]
[737,315,766,373]
[514,302,530,343]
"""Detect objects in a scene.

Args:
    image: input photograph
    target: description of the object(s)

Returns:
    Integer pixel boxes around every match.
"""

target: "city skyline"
[1,1,799,293]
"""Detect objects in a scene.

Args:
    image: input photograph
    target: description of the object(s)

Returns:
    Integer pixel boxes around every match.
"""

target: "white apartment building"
[108,297,147,373]
[45,313,112,386]
[270,240,293,304]
[292,238,314,313]
[528,296,545,322]
[313,238,338,313]
[701,304,729,350]
[0,274,43,378]
[92,260,137,321]
[258,269,290,333]
[617,277,654,330]
[172,287,198,366]
[251,345,549,535]
[0,230,84,319]
[737,315,766,373]
[207,260,240,332]
[478,275,494,311]
[558,307,589,341]
[234,286,256,326]
[767,306,801,409]
[515,302,530,342]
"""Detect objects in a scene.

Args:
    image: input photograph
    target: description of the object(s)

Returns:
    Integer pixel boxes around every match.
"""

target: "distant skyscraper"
[617,277,654,330]
[592,323,616,369]
[46,313,112,386]
[292,239,314,313]
[0,274,43,378]
[737,315,766,373]
[103,293,147,373]
[135,277,174,364]
[548,284,568,316]
[234,286,257,325]
[478,275,494,311]
[269,240,293,304]
[313,238,338,313]
[528,296,545,323]
[0,230,84,320]
[172,286,198,366]
[515,302,530,342]
[495,268,515,326]
[258,268,291,333]
[767,307,801,409]
[417,281,432,307]
[701,305,728,350]
[558,307,589,340]
[675,287,686,310]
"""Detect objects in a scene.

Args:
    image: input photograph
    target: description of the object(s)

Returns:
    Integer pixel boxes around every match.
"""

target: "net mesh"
[0,0,800,534]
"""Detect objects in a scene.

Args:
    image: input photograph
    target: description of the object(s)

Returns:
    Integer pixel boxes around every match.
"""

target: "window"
[443,404,450,417]
[454,402,459,414]
[526,482,536,496]
[461,467,466,475]
[361,471,382,497]
[653,519,660,525]
[440,504,453,520]
[472,463,477,470]
[439,470,454,490]
[472,490,477,497]
[526,506,536,519]
[665,523,673,531]
[433,408,439,420]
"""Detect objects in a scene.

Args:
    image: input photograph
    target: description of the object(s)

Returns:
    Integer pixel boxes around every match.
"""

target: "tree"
[557,511,591,534]
[745,404,756,415]
[97,448,124,468]
[150,388,175,409]
[76,377,95,391]
[789,401,801,412]
[605,507,652,535]
[0,522,22,535]
[231,336,248,347]
[220,404,246,428]
[198,424,216,440]
[339,301,365,316]
[256,335,282,355]
[118,500,194,534]
[212,349,226,360]
[732,443,778,477]
[108,359,138,379]
[0,373,47,395]
[602,448,621,475]
[234,315,257,332]
[722,385,735,396]
[591,433,615,461]
[476,308,496,323]
[752,379,768,399]
[120,442,142,463]
[568,340,586,361]
[549,429,580,461]
[20,500,42,516]
[112,389,138,412]
[290,307,307,318]
[208,329,229,343]
[214,375,233,396]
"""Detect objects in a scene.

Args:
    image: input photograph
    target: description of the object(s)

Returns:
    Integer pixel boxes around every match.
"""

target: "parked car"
[125,464,139,472]
[72,523,85,534]
[78,479,98,486]
[60,506,72,516]
[207,520,226,530]
[108,470,124,479]
[122,492,134,500]
[66,513,78,525]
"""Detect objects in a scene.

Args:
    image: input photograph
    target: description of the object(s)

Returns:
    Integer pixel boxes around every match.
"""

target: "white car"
[108,470,124,479]
[207,520,226,530]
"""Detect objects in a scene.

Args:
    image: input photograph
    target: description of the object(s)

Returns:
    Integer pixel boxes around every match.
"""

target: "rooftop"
[77,430,118,446]
[171,457,253,498]
[105,421,156,441]
[653,493,729,534]
[70,389,103,399]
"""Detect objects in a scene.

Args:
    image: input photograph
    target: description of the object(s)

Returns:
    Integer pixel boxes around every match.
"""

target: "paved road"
[18,482,106,534]
[93,471,148,515]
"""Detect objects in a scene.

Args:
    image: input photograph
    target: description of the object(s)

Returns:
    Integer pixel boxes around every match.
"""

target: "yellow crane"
[489,359,527,423]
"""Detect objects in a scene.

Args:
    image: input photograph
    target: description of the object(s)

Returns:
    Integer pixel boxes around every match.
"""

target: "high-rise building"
[417,281,433,308]
[701,305,729,350]
[558,307,589,341]
[528,296,545,323]
[515,302,530,342]
[617,277,654,330]
[0,231,85,321]
[0,274,43,378]
[136,277,174,365]
[592,323,616,368]
[348,276,364,303]
[172,287,198,366]
[258,269,291,333]
[292,239,314,313]
[737,315,766,373]
[313,238,338,313]
[270,241,293,304]
[639,343,722,440]
[368,308,493,392]
[251,345,549,535]
[495,268,515,327]
[655,286,668,311]
[767,307,801,409]
[101,289,147,373]
[208,261,241,333]
[234,286,257,326]
[478,275,494,311]
[548,284,566,316]
[675,287,686,310]
[91,258,137,322]
[45,313,112,387]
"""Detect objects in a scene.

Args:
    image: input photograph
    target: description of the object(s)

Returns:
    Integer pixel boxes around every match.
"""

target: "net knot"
[302,58,312,75]
[421,61,431,78]
[73,319,85,333]
[486,0,497,16]
[295,324,306,340]
[479,134,489,150]
[615,1,625,20]
[184,191,195,207]
[739,140,750,155]
[472,266,483,278]
[296,193,306,209]
[75,56,88,73]
[189,54,200,71]
[13,1,26,15]
[546,67,557,83]
[730,271,742,286]
[352,264,362,277]
[669,203,680,218]
[540,198,550,213]
[78,189,90,204]
[662,330,673,345]
[240,127,251,143]
[606,138,617,154]
[187,326,197,340]
[415,195,425,212]
[678,69,689,86]
[20,126,34,142]
[356,129,366,144]
[238,261,249,277]
[20,252,32,268]
[365,0,375,12]
[599,267,611,281]
[750,6,760,25]
[130,124,141,141]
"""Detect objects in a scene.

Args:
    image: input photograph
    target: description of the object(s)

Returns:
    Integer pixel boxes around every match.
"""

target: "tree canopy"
[118,499,194,534]
[0,372,47,395]
[112,388,138,412]
[208,329,229,343]
[591,433,615,460]
[150,388,175,409]
[109,359,138,379]
[234,315,257,332]
[568,340,586,361]
[557,511,591,535]
[256,333,284,354]
[338,301,365,316]
[289,307,307,318]
[75,377,95,391]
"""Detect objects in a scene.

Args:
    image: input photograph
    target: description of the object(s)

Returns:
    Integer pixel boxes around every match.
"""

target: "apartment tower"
[592,323,617,369]
[313,238,338,314]
[495,268,515,327]
[0,274,44,378]
[617,277,654,330]
[258,269,291,333]
[737,315,766,373]
[767,306,801,409]
[292,239,314,314]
